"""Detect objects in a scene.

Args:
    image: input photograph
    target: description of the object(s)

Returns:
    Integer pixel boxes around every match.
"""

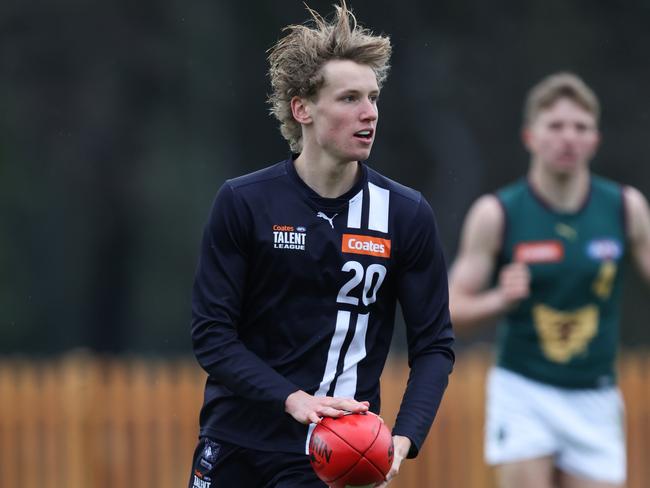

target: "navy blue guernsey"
[191,157,455,457]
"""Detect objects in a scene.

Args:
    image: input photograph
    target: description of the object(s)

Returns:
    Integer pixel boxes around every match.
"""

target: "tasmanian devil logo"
[309,433,332,464]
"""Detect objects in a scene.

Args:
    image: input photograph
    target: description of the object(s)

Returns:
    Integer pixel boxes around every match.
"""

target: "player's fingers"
[365,410,385,423]
[322,399,350,412]
[506,279,528,293]
[504,262,529,280]
[503,269,526,284]
[376,468,396,487]
[316,405,345,419]
[376,472,393,487]
[308,411,322,424]
[512,261,529,272]
[385,469,398,483]
[334,398,369,412]
[503,269,530,294]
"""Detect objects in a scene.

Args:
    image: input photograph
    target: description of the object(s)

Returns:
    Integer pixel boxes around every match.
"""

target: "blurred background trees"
[1,0,649,355]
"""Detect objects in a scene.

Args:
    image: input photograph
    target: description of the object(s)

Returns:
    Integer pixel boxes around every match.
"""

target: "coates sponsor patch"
[514,240,564,263]
[342,234,391,258]
[586,238,622,260]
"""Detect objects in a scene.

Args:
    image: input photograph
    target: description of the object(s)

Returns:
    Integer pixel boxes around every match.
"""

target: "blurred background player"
[187,2,455,487]
[449,72,650,488]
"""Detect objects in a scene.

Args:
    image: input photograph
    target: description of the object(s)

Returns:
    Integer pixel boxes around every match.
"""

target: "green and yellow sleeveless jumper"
[495,175,627,388]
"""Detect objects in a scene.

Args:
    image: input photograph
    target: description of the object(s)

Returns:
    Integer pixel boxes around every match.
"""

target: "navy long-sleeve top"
[191,157,455,457]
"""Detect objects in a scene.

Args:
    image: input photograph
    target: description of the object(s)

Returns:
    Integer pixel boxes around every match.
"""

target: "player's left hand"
[374,435,411,487]
[284,390,369,424]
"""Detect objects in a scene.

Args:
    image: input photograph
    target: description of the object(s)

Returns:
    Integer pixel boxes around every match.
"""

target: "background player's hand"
[497,262,530,310]
[374,435,411,487]
[284,390,369,424]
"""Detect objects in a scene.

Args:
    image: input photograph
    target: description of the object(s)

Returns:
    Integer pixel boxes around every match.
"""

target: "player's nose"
[360,99,378,121]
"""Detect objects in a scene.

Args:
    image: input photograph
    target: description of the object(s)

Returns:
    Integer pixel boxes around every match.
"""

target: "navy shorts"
[188,437,328,488]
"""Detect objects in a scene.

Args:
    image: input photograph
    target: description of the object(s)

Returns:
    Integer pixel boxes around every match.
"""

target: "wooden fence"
[0,349,648,488]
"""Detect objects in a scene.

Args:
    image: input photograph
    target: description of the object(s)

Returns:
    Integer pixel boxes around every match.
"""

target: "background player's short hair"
[523,72,601,126]
[267,0,392,153]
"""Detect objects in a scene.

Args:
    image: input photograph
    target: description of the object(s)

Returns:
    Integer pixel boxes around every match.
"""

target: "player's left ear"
[291,96,312,125]
[593,129,602,149]
[521,127,533,151]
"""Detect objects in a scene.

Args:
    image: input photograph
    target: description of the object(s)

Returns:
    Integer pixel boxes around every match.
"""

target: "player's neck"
[528,164,590,212]
[294,151,360,199]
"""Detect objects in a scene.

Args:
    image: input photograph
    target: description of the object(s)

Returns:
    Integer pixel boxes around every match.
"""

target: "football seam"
[319,418,387,483]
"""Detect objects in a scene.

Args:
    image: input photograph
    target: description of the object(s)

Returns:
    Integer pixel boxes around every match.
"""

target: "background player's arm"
[449,195,530,334]
[624,186,650,285]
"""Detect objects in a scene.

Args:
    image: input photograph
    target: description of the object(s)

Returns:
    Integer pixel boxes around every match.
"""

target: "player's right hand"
[375,434,411,487]
[497,262,530,310]
[284,390,369,425]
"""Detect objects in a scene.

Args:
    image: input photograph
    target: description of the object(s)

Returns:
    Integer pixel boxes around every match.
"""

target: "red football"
[309,412,394,488]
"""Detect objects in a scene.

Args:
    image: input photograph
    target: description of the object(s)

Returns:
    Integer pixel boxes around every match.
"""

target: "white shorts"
[485,367,626,484]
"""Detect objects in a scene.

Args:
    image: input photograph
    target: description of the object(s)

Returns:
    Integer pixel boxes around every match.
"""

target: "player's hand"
[284,390,369,425]
[374,435,411,487]
[497,262,530,310]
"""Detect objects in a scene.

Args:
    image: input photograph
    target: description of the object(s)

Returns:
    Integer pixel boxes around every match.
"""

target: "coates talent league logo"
[272,224,306,251]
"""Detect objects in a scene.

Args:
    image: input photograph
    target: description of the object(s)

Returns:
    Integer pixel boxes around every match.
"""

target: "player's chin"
[347,146,373,162]
[551,156,585,173]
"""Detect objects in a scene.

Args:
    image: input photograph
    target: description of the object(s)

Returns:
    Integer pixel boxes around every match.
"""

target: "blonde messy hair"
[524,72,601,126]
[267,1,392,152]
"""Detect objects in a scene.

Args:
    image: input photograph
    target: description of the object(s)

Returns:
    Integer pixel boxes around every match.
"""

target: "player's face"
[524,98,600,176]
[307,59,379,163]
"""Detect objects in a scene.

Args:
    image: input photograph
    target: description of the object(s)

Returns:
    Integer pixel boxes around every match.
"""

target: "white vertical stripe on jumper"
[333,312,369,399]
[368,182,389,233]
[347,190,363,229]
[305,310,351,453]
[313,310,350,397]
